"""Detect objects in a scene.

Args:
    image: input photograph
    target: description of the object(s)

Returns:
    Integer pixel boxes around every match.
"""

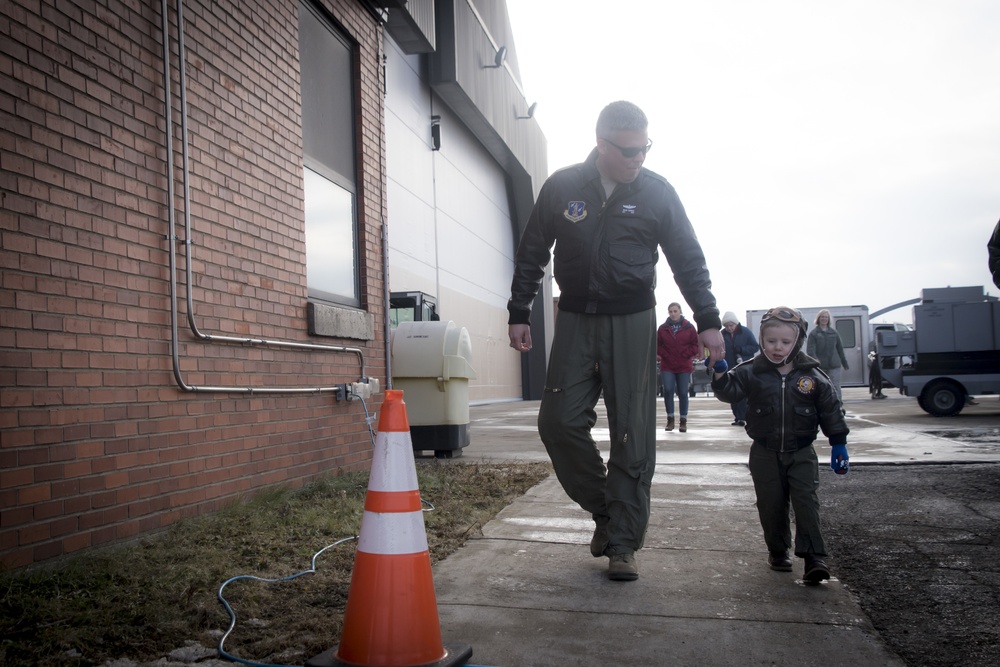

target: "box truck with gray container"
[874,286,1000,416]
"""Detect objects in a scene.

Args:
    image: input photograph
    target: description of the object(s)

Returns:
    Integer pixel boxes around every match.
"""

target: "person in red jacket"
[657,303,701,432]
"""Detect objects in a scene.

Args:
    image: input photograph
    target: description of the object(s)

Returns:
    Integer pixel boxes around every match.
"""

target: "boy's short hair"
[596,101,648,136]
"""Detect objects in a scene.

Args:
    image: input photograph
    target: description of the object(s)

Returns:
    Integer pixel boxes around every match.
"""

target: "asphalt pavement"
[424,387,1000,667]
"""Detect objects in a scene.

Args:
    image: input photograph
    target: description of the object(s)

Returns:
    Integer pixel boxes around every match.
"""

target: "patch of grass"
[0,461,551,666]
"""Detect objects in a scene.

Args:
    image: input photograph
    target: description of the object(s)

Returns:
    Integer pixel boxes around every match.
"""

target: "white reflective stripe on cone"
[368,432,420,493]
[357,511,429,555]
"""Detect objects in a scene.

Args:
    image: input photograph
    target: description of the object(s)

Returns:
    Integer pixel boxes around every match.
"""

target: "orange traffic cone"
[306,389,472,667]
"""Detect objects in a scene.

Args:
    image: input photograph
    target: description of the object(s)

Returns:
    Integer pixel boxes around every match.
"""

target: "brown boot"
[608,551,639,581]
[665,416,674,431]
[679,417,687,433]
[590,521,609,558]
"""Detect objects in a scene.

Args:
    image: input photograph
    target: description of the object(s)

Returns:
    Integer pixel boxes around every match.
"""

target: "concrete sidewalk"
[423,390,935,667]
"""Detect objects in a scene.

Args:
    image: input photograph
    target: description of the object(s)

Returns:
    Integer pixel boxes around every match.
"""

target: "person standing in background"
[657,303,701,433]
[721,311,758,426]
[807,309,849,401]
[988,218,1000,289]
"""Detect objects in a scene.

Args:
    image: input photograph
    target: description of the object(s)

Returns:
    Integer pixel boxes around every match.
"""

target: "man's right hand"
[509,324,532,353]
[699,328,726,369]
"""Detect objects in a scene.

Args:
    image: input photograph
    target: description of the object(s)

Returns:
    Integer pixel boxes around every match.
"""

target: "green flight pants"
[537,308,657,555]
[748,442,828,558]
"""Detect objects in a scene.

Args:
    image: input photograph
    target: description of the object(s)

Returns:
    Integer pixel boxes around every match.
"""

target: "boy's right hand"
[704,358,728,373]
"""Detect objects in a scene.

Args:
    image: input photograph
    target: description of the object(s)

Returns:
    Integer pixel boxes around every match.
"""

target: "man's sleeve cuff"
[507,308,531,325]
[696,315,723,333]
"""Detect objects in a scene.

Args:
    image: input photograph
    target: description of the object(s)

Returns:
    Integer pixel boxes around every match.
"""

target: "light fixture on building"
[517,102,537,120]
[484,45,507,69]
[431,115,441,150]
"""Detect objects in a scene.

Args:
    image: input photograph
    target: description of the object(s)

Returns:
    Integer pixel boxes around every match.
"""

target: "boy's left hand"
[831,444,849,475]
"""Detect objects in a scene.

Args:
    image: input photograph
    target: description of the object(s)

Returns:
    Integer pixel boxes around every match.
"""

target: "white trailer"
[745,304,871,387]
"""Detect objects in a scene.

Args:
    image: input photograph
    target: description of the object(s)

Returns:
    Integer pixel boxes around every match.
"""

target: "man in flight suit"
[507,101,725,581]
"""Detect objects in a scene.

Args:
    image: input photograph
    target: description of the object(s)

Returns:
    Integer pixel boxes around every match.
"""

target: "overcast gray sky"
[506,0,1000,324]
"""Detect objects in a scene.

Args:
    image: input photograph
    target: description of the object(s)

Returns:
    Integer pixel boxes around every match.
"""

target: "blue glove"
[831,444,849,475]
[704,358,728,373]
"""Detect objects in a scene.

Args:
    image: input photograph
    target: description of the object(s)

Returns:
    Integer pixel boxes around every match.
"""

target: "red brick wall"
[0,0,387,567]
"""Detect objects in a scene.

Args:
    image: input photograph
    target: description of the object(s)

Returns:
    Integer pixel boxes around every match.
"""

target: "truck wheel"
[920,380,965,417]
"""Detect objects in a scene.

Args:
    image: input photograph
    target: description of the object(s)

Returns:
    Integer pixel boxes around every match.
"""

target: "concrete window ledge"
[307,302,375,340]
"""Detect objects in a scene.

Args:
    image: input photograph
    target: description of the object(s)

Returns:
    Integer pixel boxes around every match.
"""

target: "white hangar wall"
[384,35,523,402]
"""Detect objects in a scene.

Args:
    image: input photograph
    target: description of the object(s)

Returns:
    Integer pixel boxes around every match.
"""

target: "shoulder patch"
[564,201,587,223]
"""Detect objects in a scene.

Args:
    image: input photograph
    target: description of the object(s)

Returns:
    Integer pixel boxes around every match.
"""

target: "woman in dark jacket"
[657,302,701,432]
[722,311,759,426]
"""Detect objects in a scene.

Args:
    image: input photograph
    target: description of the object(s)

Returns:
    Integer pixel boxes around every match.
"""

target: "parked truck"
[873,286,1000,416]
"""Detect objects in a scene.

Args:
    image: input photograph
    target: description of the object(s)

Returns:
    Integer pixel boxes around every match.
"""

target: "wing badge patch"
[564,201,587,223]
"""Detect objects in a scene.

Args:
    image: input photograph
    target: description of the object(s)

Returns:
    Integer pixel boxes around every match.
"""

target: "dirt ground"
[821,462,1000,667]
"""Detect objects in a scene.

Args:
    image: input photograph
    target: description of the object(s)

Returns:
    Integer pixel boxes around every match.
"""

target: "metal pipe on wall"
[160,0,366,394]
[379,42,392,390]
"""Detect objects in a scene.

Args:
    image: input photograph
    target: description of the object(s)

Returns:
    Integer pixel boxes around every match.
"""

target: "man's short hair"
[596,101,648,136]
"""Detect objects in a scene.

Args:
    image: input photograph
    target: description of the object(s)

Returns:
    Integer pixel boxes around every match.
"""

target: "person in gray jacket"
[806,309,849,400]
[507,101,725,582]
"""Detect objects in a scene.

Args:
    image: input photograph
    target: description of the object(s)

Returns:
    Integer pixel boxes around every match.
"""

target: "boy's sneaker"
[768,551,793,572]
[590,522,609,558]
[803,556,831,583]
[608,552,639,581]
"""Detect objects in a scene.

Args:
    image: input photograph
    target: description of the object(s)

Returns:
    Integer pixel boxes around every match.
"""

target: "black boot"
[804,556,830,583]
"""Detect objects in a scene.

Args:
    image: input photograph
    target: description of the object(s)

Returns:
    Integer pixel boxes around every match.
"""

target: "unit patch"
[795,376,816,395]
[564,201,587,223]
[621,203,638,215]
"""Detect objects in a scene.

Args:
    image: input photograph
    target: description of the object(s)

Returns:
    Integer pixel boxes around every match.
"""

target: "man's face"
[724,322,738,334]
[596,129,650,184]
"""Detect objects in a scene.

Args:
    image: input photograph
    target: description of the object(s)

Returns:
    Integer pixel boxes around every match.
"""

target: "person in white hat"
[721,311,758,426]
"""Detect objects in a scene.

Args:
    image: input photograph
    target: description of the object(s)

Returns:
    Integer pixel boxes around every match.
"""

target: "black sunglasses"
[603,138,653,158]
[761,307,803,324]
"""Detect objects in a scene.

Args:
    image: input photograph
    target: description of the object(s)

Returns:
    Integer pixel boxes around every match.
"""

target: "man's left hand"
[699,328,725,368]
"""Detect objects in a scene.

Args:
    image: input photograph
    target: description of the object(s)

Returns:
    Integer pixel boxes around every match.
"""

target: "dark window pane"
[299,3,355,187]
[835,319,856,348]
